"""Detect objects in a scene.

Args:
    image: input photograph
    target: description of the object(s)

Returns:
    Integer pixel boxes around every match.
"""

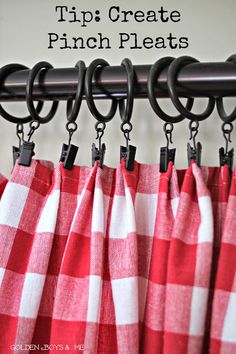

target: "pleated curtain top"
[0,159,235,354]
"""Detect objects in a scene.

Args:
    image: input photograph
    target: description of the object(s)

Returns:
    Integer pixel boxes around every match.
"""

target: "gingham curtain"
[0,160,235,354]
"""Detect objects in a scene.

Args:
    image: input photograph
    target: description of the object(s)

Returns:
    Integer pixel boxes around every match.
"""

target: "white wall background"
[0,0,236,176]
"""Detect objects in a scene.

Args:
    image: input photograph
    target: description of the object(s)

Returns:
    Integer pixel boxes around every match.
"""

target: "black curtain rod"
[0,61,236,101]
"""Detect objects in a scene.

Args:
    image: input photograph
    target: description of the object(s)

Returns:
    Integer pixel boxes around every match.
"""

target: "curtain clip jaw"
[187,120,202,167]
[120,121,136,171]
[160,122,176,173]
[12,123,25,166]
[12,146,21,166]
[18,141,35,166]
[219,122,234,173]
[92,122,106,168]
[160,147,176,173]
[120,144,136,171]
[18,121,39,167]
[92,142,106,168]
[60,122,78,170]
[187,141,202,167]
[219,147,234,173]
[60,143,78,170]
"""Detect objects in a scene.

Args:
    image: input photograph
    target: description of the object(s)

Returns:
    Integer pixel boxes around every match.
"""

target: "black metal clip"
[60,122,78,170]
[13,146,21,166]
[18,141,35,166]
[160,147,176,173]
[18,121,39,167]
[60,143,78,170]
[120,144,136,171]
[120,122,136,171]
[13,123,24,165]
[92,122,106,168]
[160,122,176,173]
[187,120,202,167]
[187,142,202,167]
[219,147,234,171]
[92,142,106,168]
[219,122,234,173]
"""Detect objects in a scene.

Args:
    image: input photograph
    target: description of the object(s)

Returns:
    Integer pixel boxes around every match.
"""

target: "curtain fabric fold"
[0,160,235,354]
[210,168,236,354]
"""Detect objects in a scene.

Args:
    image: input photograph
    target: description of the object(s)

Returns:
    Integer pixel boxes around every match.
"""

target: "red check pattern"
[0,159,234,354]
[210,167,236,354]
[0,173,7,199]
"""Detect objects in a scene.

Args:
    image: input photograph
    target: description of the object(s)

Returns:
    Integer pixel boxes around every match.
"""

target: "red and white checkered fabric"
[210,166,236,354]
[0,159,234,354]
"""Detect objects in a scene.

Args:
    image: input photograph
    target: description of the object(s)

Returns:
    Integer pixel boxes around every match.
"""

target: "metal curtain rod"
[0,61,236,101]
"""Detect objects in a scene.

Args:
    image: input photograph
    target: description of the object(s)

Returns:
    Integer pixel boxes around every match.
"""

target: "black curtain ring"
[119,58,134,122]
[216,55,236,122]
[66,60,86,122]
[0,64,43,124]
[84,59,117,123]
[148,56,194,123]
[26,61,59,124]
[167,56,215,121]
[226,54,236,64]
